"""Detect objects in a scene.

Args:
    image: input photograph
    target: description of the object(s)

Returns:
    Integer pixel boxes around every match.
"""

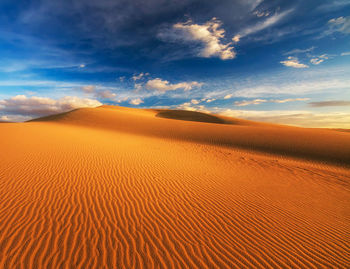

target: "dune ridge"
[0,105,349,268]
[32,105,350,166]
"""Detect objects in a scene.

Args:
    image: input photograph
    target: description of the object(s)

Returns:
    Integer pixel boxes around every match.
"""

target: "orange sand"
[0,105,349,268]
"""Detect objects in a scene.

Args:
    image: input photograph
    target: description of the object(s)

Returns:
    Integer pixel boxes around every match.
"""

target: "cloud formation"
[234,98,309,106]
[0,95,102,120]
[81,85,96,93]
[280,56,309,68]
[328,16,350,34]
[145,78,203,92]
[233,9,293,41]
[308,100,350,107]
[221,109,350,128]
[232,78,350,98]
[159,18,235,60]
[310,54,329,65]
[129,98,144,105]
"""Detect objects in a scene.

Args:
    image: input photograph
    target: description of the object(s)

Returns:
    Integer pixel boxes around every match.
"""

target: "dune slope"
[0,106,349,268]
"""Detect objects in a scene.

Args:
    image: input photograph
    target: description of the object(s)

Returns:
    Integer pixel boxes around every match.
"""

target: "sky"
[0,0,349,127]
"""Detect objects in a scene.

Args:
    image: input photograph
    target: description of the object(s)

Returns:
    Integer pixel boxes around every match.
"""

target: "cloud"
[234,99,267,106]
[235,98,309,106]
[0,95,102,120]
[284,47,315,55]
[232,79,350,97]
[341,51,350,56]
[81,85,96,93]
[159,18,235,60]
[280,56,309,68]
[221,109,350,128]
[176,102,209,112]
[80,85,117,100]
[132,72,149,81]
[234,9,294,40]
[145,78,203,92]
[310,54,329,65]
[96,90,117,100]
[0,115,32,122]
[191,99,200,104]
[253,10,270,18]
[328,16,350,34]
[129,98,144,105]
[224,94,233,99]
[308,101,350,107]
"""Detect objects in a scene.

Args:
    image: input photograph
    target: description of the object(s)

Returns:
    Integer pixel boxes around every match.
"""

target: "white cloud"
[224,94,233,99]
[221,109,350,128]
[129,98,144,105]
[253,10,270,17]
[280,56,309,68]
[235,9,293,40]
[191,99,200,104]
[132,72,149,81]
[235,98,309,106]
[341,51,350,56]
[145,78,203,92]
[232,34,241,43]
[176,102,209,113]
[310,58,324,65]
[235,99,267,106]
[328,16,350,34]
[272,98,309,103]
[310,54,329,65]
[284,47,315,55]
[79,64,86,68]
[160,18,235,60]
[232,79,350,98]
[0,95,102,120]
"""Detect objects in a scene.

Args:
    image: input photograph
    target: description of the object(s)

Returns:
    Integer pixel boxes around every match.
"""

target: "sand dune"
[0,105,349,268]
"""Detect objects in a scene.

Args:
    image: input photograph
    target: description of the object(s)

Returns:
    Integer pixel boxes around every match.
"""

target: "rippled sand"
[0,106,349,268]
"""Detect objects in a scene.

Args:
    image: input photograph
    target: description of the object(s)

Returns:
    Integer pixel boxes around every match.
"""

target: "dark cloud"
[308,101,350,107]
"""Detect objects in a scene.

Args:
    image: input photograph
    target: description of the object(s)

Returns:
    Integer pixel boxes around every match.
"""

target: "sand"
[0,105,349,268]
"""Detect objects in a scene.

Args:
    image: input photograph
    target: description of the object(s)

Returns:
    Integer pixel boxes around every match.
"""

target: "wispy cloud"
[232,79,350,97]
[284,47,315,55]
[234,98,309,106]
[233,9,294,41]
[328,16,350,34]
[220,109,350,128]
[308,100,350,107]
[159,18,235,60]
[310,54,329,65]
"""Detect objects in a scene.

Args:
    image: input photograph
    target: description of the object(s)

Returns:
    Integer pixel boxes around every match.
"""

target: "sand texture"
[0,106,349,268]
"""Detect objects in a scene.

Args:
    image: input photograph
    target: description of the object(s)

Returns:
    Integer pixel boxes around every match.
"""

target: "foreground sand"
[0,106,349,268]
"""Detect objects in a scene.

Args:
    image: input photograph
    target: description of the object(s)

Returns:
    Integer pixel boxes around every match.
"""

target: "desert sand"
[0,105,349,268]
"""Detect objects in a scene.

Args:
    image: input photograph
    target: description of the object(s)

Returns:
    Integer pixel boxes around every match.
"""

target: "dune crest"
[0,106,349,268]
[32,105,350,166]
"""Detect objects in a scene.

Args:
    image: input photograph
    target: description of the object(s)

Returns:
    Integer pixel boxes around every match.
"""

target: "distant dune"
[1,105,349,268]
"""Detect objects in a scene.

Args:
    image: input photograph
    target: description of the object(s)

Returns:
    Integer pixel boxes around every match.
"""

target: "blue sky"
[0,0,349,127]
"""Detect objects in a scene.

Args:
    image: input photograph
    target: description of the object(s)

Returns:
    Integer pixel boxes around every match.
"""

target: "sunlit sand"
[0,105,349,268]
